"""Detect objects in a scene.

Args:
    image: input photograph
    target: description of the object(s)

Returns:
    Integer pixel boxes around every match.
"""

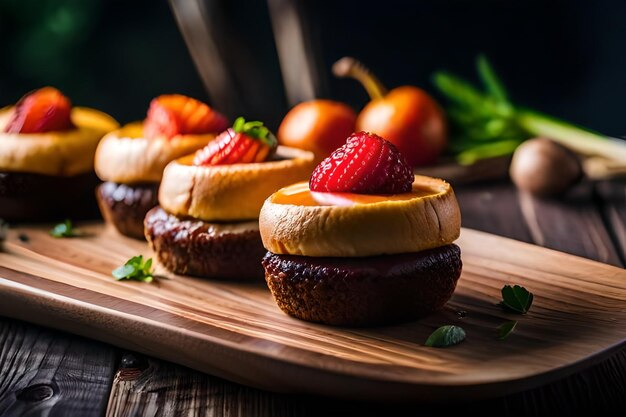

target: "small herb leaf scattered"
[50,219,80,238]
[112,264,135,279]
[425,325,466,348]
[113,255,154,282]
[497,320,518,340]
[501,284,534,314]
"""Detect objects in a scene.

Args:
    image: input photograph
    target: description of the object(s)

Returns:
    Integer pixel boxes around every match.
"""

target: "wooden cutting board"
[0,224,624,401]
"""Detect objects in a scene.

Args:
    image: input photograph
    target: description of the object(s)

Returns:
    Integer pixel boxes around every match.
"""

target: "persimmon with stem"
[333,57,447,166]
[278,100,356,162]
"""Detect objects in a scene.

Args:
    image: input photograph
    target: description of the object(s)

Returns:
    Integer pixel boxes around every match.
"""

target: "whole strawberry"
[309,131,414,194]
[5,87,74,134]
[193,117,278,166]
[144,94,228,140]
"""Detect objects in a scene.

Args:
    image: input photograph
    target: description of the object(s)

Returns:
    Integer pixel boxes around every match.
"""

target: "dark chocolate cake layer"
[262,245,462,326]
[0,170,101,222]
[97,181,159,239]
[145,206,265,280]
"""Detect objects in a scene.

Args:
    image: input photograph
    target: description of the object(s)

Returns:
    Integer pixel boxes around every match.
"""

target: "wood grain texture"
[517,183,623,267]
[106,353,303,417]
[0,224,624,402]
[456,181,624,266]
[104,350,626,417]
[455,182,533,242]
[415,156,511,185]
[0,317,116,416]
[597,180,626,265]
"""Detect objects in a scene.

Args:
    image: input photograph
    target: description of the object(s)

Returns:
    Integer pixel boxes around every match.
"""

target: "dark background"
[1,0,625,135]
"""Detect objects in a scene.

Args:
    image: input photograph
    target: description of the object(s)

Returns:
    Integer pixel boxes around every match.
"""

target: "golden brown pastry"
[94,94,227,238]
[0,87,118,221]
[145,117,316,280]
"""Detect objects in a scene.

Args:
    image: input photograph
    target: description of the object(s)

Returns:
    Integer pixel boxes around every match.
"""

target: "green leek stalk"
[434,56,626,165]
[516,110,626,163]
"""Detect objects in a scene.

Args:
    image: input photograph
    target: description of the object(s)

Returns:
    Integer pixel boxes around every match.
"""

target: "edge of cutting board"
[0,225,624,402]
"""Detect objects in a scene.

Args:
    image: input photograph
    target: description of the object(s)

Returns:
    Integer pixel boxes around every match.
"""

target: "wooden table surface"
[1,179,625,416]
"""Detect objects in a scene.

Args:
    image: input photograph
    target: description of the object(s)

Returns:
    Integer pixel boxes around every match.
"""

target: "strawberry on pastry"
[0,87,119,222]
[309,131,413,194]
[193,117,278,166]
[5,87,74,134]
[144,94,228,140]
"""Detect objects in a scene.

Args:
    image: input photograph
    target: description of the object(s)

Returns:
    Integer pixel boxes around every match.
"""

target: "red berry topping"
[193,117,278,166]
[4,87,74,134]
[309,131,414,194]
[143,94,228,140]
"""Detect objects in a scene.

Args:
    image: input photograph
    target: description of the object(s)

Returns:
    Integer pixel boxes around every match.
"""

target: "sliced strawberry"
[143,94,228,140]
[309,131,414,194]
[193,117,277,166]
[4,87,74,134]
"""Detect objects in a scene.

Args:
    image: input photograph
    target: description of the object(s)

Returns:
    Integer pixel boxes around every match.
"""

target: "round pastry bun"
[0,106,118,176]
[259,175,461,257]
[94,122,216,184]
[159,146,316,222]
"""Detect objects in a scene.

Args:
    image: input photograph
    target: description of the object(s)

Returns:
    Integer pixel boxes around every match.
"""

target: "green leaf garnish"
[425,325,466,348]
[50,219,80,238]
[231,116,277,148]
[501,284,534,314]
[112,255,154,283]
[496,320,518,340]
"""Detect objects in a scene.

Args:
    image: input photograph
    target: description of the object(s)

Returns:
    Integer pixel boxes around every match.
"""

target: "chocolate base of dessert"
[0,170,101,222]
[144,206,265,280]
[96,181,159,239]
[262,245,462,326]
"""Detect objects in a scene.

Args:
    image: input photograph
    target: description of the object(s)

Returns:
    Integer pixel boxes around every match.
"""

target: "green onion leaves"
[433,55,611,164]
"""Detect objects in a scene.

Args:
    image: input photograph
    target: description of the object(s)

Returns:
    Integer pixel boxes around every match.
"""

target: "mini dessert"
[145,117,316,280]
[259,132,462,326]
[95,94,227,238]
[0,87,118,221]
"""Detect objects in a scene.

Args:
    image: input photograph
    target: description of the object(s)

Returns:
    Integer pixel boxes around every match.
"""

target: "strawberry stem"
[232,117,277,147]
[332,57,387,100]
